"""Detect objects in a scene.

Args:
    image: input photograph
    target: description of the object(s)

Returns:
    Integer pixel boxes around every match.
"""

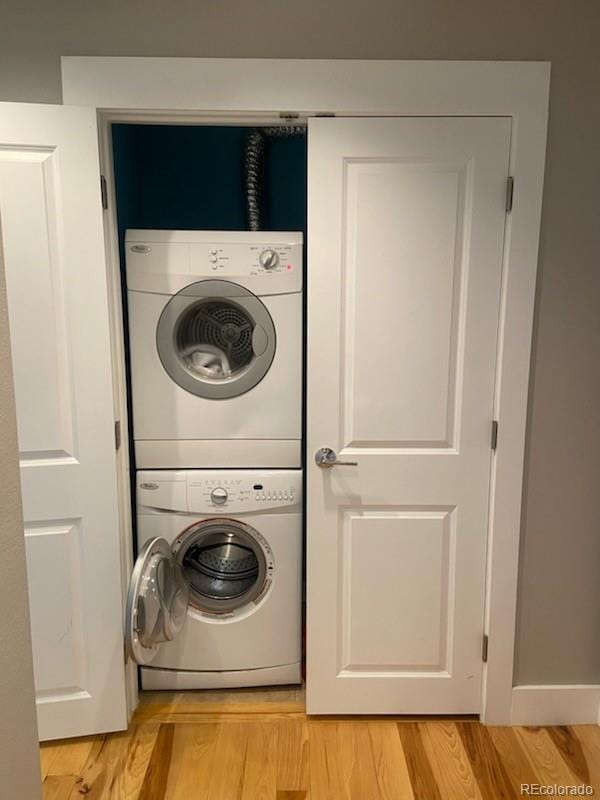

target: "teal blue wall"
[111,124,307,237]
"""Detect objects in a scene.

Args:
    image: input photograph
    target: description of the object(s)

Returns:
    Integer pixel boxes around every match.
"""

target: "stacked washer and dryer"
[124,230,304,689]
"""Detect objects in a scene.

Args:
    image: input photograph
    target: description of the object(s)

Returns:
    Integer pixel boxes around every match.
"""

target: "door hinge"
[482,633,489,663]
[100,174,108,210]
[279,111,300,120]
[315,111,336,117]
[114,420,121,451]
[491,420,499,451]
[505,176,514,212]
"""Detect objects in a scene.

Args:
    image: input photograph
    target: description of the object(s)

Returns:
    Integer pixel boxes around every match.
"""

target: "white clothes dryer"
[126,469,303,690]
[126,230,303,468]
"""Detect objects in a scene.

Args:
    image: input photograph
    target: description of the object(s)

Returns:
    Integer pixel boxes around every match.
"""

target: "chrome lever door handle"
[314,447,358,468]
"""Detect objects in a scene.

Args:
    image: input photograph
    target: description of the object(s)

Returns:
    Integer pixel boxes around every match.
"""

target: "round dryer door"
[156,279,276,399]
[125,538,190,665]
[172,519,273,615]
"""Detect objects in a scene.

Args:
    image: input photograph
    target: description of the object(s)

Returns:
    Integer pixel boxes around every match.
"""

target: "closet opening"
[108,119,308,697]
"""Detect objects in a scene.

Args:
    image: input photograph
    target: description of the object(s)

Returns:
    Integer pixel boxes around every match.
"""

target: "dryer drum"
[178,299,254,376]
[156,279,278,400]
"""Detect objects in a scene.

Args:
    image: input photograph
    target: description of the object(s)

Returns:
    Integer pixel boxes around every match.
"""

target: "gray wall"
[0,0,599,685]
[0,229,41,797]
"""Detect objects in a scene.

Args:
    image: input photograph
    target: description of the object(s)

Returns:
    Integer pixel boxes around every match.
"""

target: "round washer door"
[156,280,276,399]
[173,518,273,615]
[125,537,190,665]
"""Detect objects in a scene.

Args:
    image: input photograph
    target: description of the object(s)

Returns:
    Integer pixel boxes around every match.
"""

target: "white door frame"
[62,57,550,725]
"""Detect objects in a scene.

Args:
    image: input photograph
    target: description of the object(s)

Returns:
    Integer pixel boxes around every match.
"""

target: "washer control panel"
[137,469,303,515]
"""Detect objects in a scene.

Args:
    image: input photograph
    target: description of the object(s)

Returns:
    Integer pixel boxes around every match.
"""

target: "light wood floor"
[40,687,600,799]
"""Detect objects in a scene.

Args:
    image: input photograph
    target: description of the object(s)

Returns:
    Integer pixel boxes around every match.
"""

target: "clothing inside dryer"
[177,298,254,379]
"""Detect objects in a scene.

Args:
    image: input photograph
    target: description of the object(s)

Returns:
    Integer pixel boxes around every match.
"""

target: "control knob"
[259,249,279,270]
[210,487,228,505]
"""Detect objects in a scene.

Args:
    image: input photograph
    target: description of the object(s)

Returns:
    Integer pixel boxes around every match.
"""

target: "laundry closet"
[111,123,307,690]
[0,58,549,739]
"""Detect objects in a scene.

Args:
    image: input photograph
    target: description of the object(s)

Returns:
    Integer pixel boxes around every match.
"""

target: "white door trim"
[62,57,550,724]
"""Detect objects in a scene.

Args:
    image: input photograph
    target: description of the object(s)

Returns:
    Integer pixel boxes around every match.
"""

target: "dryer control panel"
[137,469,303,515]
[126,230,303,295]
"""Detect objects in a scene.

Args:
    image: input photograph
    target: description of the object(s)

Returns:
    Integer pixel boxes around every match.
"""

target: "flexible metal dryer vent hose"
[244,126,306,231]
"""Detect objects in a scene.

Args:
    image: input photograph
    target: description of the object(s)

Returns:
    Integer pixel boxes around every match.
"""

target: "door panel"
[0,103,127,739]
[343,161,466,448]
[307,117,511,713]
[341,508,454,673]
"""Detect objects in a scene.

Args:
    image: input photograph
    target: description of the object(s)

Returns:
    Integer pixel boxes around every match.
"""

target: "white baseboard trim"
[511,685,600,725]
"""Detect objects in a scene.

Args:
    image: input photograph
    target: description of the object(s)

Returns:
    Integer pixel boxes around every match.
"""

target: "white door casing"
[0,103,127,740]
[307,117,511,714]
[63,58,549,723]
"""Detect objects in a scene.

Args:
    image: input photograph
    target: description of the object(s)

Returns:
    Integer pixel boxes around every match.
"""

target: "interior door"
[0,103,127,739]
[307,117,511,714]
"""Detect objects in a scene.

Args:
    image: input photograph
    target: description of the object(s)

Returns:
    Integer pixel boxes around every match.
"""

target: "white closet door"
[0,103,127,740]
[307,117,511,714]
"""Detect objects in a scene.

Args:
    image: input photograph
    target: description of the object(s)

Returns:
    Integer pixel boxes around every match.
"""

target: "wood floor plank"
[46,737,97,777]
[67,730,131,799]
[40,744,60,780]
[420,722,483,800]
[309,720,409,800]
[276,719,309,792]
[574,724,600,751]
[397,722,442,800]
[456,721,517,799]
[163,723,218,799]
[546,726,591,784]
[134,706,305,724]
[137,723,175,800]
[241,721,279,800]
[206,722,248,800]
[43,775,79,800]
[569,726,600,793]
[109,722,161,799]
[339,719,383,798]
[515,726,585,788]
[487,726,542,792]
[308,721,351,800]
[367,721,414,800]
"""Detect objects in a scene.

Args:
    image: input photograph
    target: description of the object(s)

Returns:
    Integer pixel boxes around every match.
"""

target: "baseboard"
[511,685,600,725]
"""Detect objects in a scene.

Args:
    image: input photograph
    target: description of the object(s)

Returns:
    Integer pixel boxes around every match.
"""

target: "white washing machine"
[126,469,303,689]
[126,230,303,469]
